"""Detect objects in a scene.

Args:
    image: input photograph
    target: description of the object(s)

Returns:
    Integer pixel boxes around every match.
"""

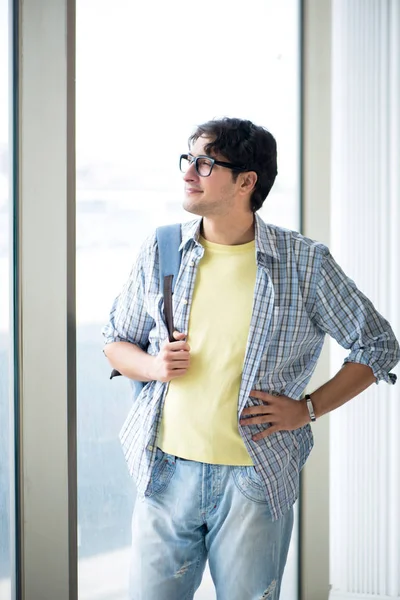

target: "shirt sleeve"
[311,246,400,384]
[102,234,156,350]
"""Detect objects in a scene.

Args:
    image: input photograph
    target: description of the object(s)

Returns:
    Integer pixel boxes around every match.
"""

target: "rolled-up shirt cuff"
[343,353,397,385]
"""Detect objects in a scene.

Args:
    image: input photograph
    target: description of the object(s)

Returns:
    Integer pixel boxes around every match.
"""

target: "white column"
[329,1,400,598]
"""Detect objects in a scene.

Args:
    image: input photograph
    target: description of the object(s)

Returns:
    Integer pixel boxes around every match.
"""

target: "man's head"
[181,117,277,218]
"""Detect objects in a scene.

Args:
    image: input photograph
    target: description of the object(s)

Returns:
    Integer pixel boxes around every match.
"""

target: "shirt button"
[148,445,154,451]
[182,299,188,305]
[189,261,195,267]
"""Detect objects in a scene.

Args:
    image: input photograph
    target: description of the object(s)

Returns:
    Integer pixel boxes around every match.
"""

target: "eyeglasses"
[179,153,247,178]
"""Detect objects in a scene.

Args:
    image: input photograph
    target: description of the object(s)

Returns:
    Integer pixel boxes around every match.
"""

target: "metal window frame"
[12,0,77,599]
[299,0,331,599]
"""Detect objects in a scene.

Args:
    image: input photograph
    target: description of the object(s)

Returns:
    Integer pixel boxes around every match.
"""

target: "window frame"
[13,0,77,598]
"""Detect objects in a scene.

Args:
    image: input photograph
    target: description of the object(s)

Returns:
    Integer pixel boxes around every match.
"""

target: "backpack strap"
[110,223,182,380]
[156,223,182,293]
[156,224,182,342]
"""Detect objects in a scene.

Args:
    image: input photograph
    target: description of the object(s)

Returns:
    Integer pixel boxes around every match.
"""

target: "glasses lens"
[180,155,213,176]
[196,157,213,177]
[180,155,190,173]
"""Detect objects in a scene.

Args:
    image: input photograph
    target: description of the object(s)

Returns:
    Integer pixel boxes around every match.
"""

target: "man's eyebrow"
[188,152,212,159]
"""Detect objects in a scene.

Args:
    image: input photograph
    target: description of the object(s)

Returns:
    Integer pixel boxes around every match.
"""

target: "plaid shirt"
[102,214,399,520]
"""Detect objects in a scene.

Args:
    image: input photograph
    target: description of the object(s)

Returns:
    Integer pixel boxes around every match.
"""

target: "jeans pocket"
[147,448,176,496]
[231,465,269,504]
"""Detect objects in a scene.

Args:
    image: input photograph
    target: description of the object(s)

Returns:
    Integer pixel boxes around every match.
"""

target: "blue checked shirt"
[102,214,399,520]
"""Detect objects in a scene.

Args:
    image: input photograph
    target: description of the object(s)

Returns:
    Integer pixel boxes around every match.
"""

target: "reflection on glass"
[0,0,11,598]
[77,1,299,598]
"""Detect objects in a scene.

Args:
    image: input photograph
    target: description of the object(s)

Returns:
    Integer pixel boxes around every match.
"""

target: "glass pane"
[76,1,299,598]
[0,0,11,598]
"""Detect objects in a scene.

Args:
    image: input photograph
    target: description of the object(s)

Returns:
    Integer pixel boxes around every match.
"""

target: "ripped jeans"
[129,448,294,600]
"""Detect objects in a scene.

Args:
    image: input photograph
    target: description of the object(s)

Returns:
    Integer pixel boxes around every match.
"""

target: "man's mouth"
[185,188,202,194]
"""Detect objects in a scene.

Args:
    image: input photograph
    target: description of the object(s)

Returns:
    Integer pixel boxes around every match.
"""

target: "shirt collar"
[180,213,280,262]
[254,213,280,261]
[180,218,202,250]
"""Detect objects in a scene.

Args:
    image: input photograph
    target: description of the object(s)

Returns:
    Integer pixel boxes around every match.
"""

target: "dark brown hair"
[189,117,278,212]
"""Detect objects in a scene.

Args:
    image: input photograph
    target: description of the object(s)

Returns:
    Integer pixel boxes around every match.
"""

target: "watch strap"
[305,394,316,422]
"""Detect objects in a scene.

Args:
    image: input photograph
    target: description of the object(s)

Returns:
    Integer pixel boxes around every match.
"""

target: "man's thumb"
[172,330,186,341]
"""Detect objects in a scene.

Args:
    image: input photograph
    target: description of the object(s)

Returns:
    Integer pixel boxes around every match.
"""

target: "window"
[76,1,300,598]
[0,0,11,598]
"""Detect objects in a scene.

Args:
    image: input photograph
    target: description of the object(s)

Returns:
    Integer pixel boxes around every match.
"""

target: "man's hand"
[239,390,310,441]
[152,331,191,382]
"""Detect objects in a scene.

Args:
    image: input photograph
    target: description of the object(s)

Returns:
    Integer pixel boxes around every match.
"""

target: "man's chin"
[182,198,204,217]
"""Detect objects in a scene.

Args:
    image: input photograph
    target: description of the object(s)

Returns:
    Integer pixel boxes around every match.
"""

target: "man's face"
[182,136,240,218]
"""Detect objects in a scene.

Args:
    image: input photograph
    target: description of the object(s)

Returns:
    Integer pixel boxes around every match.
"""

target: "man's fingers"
[162,332,190,351]
[252,426,279,441]
[240,415,277,426]
[249,390,279,402]
[171,341,191,352]
[168,360,190,369]
[250,389,269,398]
[241,405,274,417]
[165,349,190,362]
[169,369,189,379]
[163,341,190,354]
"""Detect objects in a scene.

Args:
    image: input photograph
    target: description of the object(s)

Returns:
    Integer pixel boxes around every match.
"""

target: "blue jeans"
[129,448,294,600]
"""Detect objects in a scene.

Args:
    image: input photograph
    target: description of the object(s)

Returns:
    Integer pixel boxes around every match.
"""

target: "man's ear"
[240,171,258,194]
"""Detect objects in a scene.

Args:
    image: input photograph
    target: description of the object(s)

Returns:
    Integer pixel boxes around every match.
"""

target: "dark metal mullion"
[10,0,22,598]
[298,1,305,599]
[66,0,77,598]
[299,0,305,238]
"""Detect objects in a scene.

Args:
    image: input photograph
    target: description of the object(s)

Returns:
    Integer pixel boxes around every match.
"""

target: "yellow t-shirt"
[157,235,256,465]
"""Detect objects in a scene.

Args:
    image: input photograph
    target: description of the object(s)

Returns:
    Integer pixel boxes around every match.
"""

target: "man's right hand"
[152,331,191,382]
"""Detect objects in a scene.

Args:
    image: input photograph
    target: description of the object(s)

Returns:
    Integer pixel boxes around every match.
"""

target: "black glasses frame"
[179,153,247,177]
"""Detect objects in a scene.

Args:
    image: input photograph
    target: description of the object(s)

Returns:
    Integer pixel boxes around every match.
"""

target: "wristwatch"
[304,394,316,422]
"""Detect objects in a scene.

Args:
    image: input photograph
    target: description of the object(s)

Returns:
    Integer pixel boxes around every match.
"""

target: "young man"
[102,117,399,600]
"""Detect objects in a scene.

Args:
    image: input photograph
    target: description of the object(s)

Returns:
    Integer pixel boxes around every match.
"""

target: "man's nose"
[183,161,199,182]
